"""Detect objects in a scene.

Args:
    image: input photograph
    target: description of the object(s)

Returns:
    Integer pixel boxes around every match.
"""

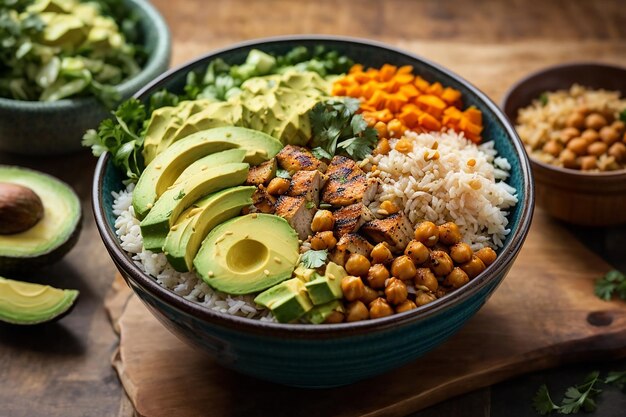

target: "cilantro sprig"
[594,270,626,301]
[299,249,328,269]
[533,371,603,415]
[309,98,378,160]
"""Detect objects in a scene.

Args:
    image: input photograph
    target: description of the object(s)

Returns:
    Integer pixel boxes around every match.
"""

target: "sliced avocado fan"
[0,276,78,325]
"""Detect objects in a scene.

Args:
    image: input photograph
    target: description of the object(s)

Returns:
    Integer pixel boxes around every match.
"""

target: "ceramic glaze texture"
[93,37,534,388]
[0,0,171,155]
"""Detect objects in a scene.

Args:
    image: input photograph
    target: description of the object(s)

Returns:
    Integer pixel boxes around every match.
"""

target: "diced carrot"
[416,95,447,111]
[414,76,430,92]
[346,84,362,97]
[464,107,483,125]
[399,84,419,98]
[398,110,419,128]
[394,73,415,84]
[426,82,443,96]
[397,65,413,75]
[349,64,364,74]
[441,87,462,104]
[379,64,397,81]
[418,113,442,131]
[332,84,346,96]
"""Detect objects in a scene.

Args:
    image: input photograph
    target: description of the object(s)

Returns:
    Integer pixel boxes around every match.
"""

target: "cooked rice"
[366,130,518,250]
[112,185,274,321]
[516,84,626,170]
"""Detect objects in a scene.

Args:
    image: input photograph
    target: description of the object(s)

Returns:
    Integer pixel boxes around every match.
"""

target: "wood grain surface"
[107,209,626,417]
[1,1,626,416]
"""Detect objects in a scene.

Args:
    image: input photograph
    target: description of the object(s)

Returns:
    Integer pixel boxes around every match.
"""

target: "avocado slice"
[0,166,81,273]
[133,126,282,220]
[305,262,346,305]
[0,276,79,325]
[307,300,345,324]
[254,278,313,323]
[164,186,255,272]
[175,148,246,185]
[195,214,299,295]
[140,162,249,252]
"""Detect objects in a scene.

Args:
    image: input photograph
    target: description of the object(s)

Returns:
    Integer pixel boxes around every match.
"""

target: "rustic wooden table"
[1,1,626,416]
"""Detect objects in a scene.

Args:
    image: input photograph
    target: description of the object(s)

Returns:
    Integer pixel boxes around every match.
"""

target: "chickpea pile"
[541,107,626,171]
[310,218,497,323]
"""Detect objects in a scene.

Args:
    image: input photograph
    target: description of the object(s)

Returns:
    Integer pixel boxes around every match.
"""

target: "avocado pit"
[0,182,44,234]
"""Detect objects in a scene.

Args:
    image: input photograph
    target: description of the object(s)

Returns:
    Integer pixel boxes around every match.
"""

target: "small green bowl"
[0,0,171,156]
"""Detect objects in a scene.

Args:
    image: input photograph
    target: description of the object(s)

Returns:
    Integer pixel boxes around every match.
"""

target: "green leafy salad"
[0,0,144,106]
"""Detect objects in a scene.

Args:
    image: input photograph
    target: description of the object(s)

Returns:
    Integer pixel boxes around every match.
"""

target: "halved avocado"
[132,127,283,220]
[140,163,249,252]
[194,214,299,295]
[164,186,255,272]
[0,166,81,273]
[0,276,79,325]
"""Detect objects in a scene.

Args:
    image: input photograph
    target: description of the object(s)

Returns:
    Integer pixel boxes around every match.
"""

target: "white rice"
[367,130,518,250]
[112,184,274,321]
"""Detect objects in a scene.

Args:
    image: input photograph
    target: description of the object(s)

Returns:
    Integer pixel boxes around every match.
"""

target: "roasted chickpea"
[580,155,597,171]
[370,242,393,264]
[600,126,620,145]
[360,285,379,305]
[460,255,486,279]
[345,254,371,277]
[345,300,369,322]
[609,142,626,163]
[560,127,580,143]
[374,137,391,156]
[395,299,417,313]
[310,231,337,251]
[369,297,394,319]
[367,264,390,289]
[444,267,470,289]
[612,120,625,132]
[559,149,579,169]
[428,250,454,277]
[311,210,334,232]
[391,255,417,281]
[438,222,461,245]
[581,129,600,144]
[404,240,430,265]
[266,177,290,195]
[380,200,399,215]
[387,119,404,137]
[385,277,408,305]
[542,140,563,157]
[435,287,448,298]
[474,247,497,266]
[395,138,413,154]
[586,113,608,130]
[566,112,585,129]
[341,275,366,301]
[587,141,608,156]
[449,242,473,264]
[566,137,588,155]
[414,221,439,247]
[324,310,345,324]
[415,267,438,292]
[374,121,389,139]
[416,291,437,306]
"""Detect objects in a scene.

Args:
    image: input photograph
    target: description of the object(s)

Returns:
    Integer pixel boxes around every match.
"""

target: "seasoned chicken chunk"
[287,170,326,206]
[361,212,414,253]
[245,158,276,186]
[336,233,374,257]
[252,186,276,214]
[275,195,314,240]
[333,203,374,237]
[321,156,378,207]
[276,145,322,174]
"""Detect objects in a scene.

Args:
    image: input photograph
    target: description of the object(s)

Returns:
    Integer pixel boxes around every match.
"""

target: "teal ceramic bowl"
[93,36,534,388]
[0,0,171,156]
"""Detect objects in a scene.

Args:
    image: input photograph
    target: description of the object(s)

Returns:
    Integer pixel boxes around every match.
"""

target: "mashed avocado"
[143,70,332,164]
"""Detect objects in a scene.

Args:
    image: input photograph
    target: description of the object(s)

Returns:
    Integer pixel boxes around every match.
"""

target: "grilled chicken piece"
[287,170,326,206]
[245,158,276,186]
[336,233,374,257]
[333,203,374,237]
[252,187,276,214]
[275,195,314,240]
[321,156,378,207]
[276,145,322,174]
[361,212,414,253]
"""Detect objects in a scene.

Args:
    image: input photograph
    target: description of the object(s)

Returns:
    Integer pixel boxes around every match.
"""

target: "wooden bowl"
[502,62,626,226]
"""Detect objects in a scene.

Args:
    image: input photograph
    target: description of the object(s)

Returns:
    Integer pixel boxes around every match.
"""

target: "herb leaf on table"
[594,270,626,301]
[605,371,626,391]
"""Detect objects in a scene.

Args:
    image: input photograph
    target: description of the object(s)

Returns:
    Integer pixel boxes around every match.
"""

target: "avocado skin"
[0,212,82,274]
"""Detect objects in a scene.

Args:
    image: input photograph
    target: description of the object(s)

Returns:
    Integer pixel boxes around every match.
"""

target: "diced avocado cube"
[254,278,313,323]
[304,262,346,305]
[293,264,316,282]
[307,300,345,324]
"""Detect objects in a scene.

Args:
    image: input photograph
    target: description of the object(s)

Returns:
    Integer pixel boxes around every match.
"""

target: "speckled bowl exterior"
[93,36,534,388]
[0,0,171,156]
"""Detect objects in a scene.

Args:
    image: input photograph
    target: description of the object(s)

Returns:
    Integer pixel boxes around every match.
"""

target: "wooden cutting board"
[105,209,626,417]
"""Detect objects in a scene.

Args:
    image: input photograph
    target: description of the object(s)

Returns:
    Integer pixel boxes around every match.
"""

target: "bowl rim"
[0,0,171,110]
[501,61,626,179]
[93,34,535,337]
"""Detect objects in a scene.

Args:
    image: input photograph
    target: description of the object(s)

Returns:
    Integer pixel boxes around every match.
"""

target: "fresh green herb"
[533,371,603,415]
[605,371,626,391]
[594,270,626,301]
[276,169,291,179]
[539,93,549,106]
[174,190,185,200]
[305,201,315,209]
[309,98,378,160]
[619,109,626,124]
[300,249,328,269]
